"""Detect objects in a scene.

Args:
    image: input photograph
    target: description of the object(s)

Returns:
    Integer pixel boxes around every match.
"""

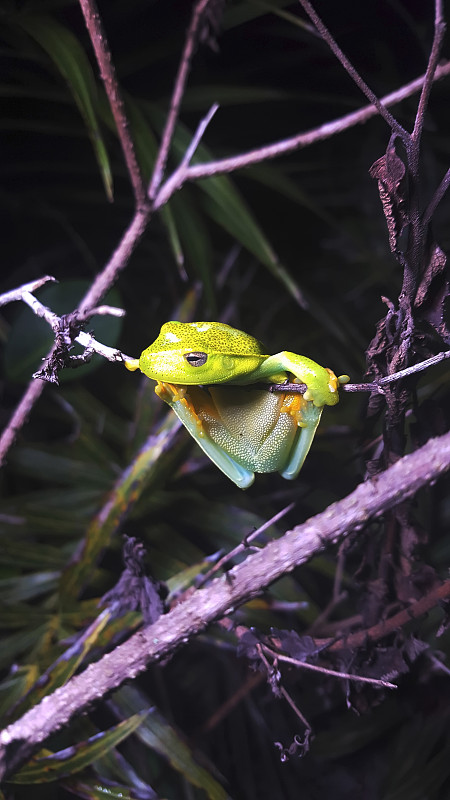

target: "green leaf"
[9,448,115,489]
[146,106,308,308]
[11,712,149,783]
[113,687,230,800]
[196,175,307,306]
[5,608,115,722]
[61,778,141,799]
[0,625,51,669]
[15,13,113,200]
[0,572,59,605]
[169,188,216,311]
[119,98,186,275]
[61,410,181,599]
[0,664,38,719]
[0,539,67,571]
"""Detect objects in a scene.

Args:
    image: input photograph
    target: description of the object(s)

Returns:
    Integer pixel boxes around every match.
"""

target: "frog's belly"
[198,386,298,473]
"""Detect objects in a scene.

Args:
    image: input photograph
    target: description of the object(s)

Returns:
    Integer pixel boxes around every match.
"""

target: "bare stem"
[0,280,132,364]
[270,349,450,395]
[155,61,450,193]
[148,0,212,200]
[262,645,397,689]
[197,502,295,587]
[0,276,56,306]
[412,0,446,145]
[297,0,407,141]
[0,379,47,467]
[180,103,219,169]
[77,206,151,315]
[278,686,311,731]
[422,167,450,228]
[330,578,450,653]
[78,0,146,206]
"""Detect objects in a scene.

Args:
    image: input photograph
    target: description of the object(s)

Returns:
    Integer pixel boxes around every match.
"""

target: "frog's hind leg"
[162,384,255,489]
[281,402,323,480]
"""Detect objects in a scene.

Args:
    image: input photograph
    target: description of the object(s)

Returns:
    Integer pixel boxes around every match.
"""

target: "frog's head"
[138,321,267,384]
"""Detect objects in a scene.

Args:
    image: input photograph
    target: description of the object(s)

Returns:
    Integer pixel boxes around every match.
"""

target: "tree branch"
[330,578,450,653]
[296,0,407,141]
[0,379,47,468]
[1,430,450,779]
[78,0,146,206]
[77,206,151,316]
[148,0,212,200]
[412,0,446,144]
[154,61,450,199]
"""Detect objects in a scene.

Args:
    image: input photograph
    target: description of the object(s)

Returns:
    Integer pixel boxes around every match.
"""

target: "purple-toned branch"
[1,430,450,778]
[78,0,146,207]
[0,379,48,468]
[262,645,397,689]
[412,0,446,144]
[297,0,407,140]
[77,206,151,315]
[154,61,450,199]
[269,348,450,395]
[148,0,212,201]
[422,166,450,228]
[0,276,56,305]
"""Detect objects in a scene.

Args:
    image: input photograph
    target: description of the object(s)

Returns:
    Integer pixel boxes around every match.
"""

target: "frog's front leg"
[252,353,347,407]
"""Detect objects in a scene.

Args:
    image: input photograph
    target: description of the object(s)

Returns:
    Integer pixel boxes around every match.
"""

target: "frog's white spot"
[195,323,211,332]
[165,332,180,342]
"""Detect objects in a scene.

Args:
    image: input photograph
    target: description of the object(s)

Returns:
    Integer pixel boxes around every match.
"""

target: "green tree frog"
[126,321,349,489]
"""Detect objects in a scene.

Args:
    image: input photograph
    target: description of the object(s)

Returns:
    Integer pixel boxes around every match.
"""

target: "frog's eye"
[184,351,208,367]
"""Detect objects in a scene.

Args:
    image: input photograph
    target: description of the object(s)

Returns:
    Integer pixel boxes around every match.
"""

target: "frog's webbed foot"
[280,400,323,480]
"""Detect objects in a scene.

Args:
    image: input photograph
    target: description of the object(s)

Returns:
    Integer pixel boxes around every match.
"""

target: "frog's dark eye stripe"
[184,351,208,367]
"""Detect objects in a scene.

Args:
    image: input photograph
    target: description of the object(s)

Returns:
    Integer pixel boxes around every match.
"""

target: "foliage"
[1,1,450,798]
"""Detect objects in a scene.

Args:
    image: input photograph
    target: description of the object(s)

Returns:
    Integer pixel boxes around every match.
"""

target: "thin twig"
[0,276,56,306]
[377,350,450,383]
[77,206,151,315]
[78,0,146,206]
[148,0,212,200]
[278,686,311,731]
[269,349,450,395]
[78,305,126,319]
[330,578,450,653]
[154,61,450,196]
[262,645,397,689]
[21,291,59,330]
[0,282,132,465]
[297,0,407,140]
[0,379,47,468]
[412,0,446,144]
[422,167,450,228]
[2,283,132,365]
[153,104,220,213]
[197,502,295,587]
[257,643,312,729]
[180,103,219,168]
